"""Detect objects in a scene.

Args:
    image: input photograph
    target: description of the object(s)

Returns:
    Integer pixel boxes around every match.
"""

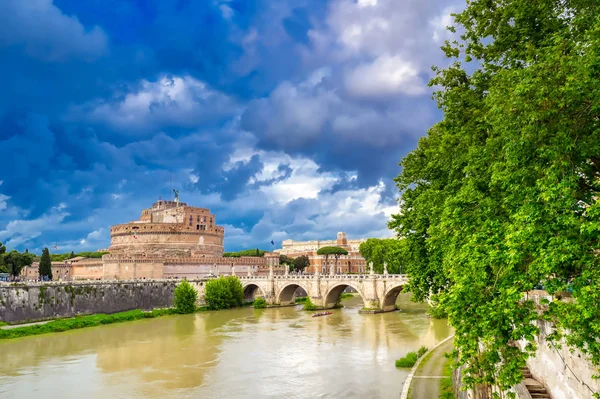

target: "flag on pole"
[270,240,274,246]
[54,243,58,250]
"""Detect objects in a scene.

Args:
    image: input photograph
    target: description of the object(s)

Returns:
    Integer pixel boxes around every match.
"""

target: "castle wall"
[0,280,184,323]
[101,257,164,280]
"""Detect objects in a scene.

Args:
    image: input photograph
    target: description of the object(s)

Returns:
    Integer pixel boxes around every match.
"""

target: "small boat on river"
[312,312,333,317]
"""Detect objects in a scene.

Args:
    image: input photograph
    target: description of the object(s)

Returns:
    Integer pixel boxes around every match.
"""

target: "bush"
[395,352,418,368]
[428,304,447,319]
[174,280,198,314]
[303,296,317,311]
[253,297,267,309]
[417,346,428,358]
[205,276,244,310]
[295,296,308,303]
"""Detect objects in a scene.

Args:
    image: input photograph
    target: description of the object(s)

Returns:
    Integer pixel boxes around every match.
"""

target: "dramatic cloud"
[0,0,463,253]
[0,0,108,62]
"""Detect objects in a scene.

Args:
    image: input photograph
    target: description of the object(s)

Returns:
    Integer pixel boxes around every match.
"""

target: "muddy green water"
[0,295,451,399]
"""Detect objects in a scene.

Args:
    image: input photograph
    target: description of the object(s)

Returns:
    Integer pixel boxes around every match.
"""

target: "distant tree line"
[0,242,35,280]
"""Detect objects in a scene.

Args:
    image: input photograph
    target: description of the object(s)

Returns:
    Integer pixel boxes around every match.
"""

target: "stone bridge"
[238,274,409,313]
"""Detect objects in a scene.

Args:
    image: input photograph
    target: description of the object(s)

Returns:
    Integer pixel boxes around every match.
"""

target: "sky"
[0,0,461,254]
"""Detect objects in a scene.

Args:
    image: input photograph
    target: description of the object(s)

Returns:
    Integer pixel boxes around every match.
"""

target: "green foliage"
[39,248,52,280]
[339,293,354,300]
[223,249,267,258]
[294,296,308,303]
[253,297,267,309]
[279,254,293,265]
[49,252,109,262]
[173,280,198,314]
[204,276,244,310]
[3,249,34,279]
[293,255,310,272]
[358,238,405,274]
[0,242,6,273]
[0,309,178,340]
[303,296,317,311]
[316,246,348,256]
[389,0,600,393]
[395,352,418,368]
[417,346,428,358]
[428,305,447,319]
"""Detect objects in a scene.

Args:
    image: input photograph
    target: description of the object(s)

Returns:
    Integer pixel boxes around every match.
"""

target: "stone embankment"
[0,279,208,324]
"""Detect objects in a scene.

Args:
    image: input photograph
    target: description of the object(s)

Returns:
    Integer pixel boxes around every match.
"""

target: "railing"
[238,274,407,280]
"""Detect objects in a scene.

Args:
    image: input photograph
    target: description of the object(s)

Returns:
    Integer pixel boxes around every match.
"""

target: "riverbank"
[0,308,189,340]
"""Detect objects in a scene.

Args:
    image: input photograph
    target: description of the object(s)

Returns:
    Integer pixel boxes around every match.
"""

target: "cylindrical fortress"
[109,200,224,257]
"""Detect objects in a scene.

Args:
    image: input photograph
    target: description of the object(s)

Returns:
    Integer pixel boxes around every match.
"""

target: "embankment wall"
[0,279,208,323]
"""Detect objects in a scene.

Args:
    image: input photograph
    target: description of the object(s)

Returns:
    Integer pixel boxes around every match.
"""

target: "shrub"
[205,276,244,310]
[295,296,308,303]
[303,296,317,311]
[417,346,428,358]
[174,280,198,314]
[395,352,418,368]
[253,297,267,309]
[428,304,447,319]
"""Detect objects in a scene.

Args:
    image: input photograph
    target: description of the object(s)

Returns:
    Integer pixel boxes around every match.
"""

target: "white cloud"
[345,54,426,97]
[0,0,108,62]
[67,75,238,133]
[430,7,456,43]
[0,204,70,248]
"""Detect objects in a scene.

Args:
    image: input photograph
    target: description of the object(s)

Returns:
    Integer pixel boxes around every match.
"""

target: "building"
[22,199,283,281]
[275,232,369,274]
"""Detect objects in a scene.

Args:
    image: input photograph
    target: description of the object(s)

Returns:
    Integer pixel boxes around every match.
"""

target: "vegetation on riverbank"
[303,296,317,311]
[295,296,308,303]
[0,309,178,340]
[340,293,354,300]
[204,276,244,310]
[389,0,600,392]
[253,297,267,309]
[396,346,428,368]
[440,354,454,399]
[174,280,198,314]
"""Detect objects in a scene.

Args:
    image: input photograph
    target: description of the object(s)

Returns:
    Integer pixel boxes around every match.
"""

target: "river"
[0,294,451,399]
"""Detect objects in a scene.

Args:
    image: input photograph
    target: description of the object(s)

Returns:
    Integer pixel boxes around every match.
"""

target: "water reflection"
[0,294,452,399]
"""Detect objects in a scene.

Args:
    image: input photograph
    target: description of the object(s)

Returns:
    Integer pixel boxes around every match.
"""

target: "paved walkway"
[1,320,49,330]
[409,338,454,399]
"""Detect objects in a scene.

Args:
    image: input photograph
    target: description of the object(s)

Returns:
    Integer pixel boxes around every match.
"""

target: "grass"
[396,352,418,368]
[439,353,454,399]
[340,293,355,300]
[0,308,188,340]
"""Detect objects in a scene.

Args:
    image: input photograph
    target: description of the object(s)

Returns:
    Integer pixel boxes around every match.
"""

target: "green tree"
[4,250,34,279]
[293,255,310,273]
[0,242,6,273]
[316,246,348,274]
[204,276,244,310]
[390,0,600,394]
[359,238,405,274]
[173,280,198,314]
[39,248,52,280]
[69,251,75,259]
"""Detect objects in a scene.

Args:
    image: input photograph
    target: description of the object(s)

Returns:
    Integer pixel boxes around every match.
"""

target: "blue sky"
[0,0,460,254]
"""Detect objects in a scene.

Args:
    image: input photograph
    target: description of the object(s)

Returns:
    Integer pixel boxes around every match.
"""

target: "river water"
[0,295,451,399]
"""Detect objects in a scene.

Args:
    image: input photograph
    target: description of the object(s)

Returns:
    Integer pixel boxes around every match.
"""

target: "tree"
[359,238,405,274]
[4,250,34,279]
[204,276,244,310]
[174,280,198,314]
[0,242,7,273]
[293,255,310,273]
[316,246,348,274]
[69,251,75,259]
[390,0,600,394]
[39,248,52,280]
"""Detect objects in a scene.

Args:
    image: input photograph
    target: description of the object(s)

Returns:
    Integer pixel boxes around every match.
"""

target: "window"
[189,215,192,226]
[196,224,200,231]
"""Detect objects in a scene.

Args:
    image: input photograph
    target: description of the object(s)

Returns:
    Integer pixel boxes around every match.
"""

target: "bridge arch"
[323,282,369,310]
[276,282,311,306]
[242,282,267,302]
[380,282,405,312]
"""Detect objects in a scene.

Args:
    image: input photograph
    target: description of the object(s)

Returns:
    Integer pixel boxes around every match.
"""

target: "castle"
[23,199,282,281]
